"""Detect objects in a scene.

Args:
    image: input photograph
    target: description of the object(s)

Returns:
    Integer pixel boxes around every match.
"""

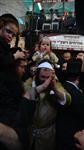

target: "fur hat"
[67,58,82,75]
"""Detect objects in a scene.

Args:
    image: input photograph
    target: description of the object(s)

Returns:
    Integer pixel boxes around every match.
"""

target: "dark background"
[75,0,84,34]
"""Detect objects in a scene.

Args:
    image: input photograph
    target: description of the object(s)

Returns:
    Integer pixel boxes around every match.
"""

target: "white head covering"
[37,62,54,70]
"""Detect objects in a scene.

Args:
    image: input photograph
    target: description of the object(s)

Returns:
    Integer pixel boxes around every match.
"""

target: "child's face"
[40,38,51,52]
[1,23,18,43]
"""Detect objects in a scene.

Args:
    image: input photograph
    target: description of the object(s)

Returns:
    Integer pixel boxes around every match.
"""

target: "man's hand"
[36,75,52,93]
[14,50,26,59]
[0,123,22,150]
[50,70,57,90]
[74,130,84,150]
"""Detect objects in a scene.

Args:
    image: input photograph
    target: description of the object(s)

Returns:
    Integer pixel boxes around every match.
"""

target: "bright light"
[37,2,42,10]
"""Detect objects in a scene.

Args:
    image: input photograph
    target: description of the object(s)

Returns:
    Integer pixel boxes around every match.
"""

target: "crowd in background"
[25,8,76,34]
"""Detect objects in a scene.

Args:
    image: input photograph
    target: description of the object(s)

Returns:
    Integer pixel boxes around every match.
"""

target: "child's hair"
[38,36,52,51]
[0,13,19,30]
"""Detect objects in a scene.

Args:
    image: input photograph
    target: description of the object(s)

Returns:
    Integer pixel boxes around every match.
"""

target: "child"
[32,36,59,65]
[0,13,35,150]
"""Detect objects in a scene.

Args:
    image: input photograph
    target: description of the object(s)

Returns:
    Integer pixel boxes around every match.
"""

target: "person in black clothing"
[56,58,84,150]
[37,9,46,30]
[0,13,35,150]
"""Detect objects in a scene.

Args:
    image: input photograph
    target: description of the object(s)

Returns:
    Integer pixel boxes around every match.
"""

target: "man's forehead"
[40,68,52,75]
[40,68,51,71]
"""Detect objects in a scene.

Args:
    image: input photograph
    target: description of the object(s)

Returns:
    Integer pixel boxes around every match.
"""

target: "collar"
[66,80,81,91]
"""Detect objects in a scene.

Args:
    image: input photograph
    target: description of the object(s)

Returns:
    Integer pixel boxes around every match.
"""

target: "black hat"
[67,58,82,75]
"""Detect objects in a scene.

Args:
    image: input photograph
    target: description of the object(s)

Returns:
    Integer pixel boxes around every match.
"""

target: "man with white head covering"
[24,59,71,150]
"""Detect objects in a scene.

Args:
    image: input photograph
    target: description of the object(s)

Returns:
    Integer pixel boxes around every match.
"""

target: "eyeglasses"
[4,28,17,37]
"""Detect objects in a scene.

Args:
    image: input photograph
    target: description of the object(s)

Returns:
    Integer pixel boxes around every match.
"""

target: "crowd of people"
[0,12,84,150]
[25,8,76,34]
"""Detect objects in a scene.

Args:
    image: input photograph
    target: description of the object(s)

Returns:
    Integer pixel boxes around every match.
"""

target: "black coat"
[56,81,84,150]
[0,37,36,150]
